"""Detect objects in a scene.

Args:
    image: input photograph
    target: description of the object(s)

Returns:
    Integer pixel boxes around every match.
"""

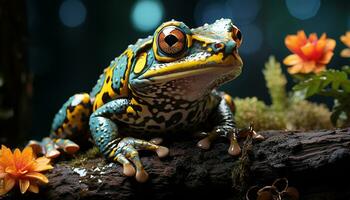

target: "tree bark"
[2,129,350,200]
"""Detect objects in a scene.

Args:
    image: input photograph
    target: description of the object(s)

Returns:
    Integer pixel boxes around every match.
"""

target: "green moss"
[234,97,285,131]
[69,146,102,167]
[234,97,332,131]
[286,100,333,130]
[263,56,288,111]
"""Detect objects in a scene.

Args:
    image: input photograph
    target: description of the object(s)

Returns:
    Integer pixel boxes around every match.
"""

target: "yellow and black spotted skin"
[43,19,245,181]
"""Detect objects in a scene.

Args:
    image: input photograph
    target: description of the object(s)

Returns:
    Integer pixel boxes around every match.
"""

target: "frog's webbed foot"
[28,137,80,158]
[197,125,264,156]
[111,137,169,183]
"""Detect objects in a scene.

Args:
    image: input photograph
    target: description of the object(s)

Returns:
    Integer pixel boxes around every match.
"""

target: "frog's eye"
[157,26,187,56]
[232,27,242,48]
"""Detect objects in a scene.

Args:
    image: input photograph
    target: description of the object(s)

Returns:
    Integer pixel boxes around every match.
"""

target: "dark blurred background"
[0,0,349,146]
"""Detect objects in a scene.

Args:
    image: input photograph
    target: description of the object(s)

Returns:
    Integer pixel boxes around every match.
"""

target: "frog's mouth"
[138,52,242,84]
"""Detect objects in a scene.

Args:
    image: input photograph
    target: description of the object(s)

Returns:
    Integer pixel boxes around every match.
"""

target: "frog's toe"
[228,137,241,156]
[149,137,163,145]
[29,137,80,159]
[156,146,169,158]
[237,125,264,141]
[28,140,44,154]
[121,144,148,183]
[132,138,169,158]
[42,137,61,158]
[115,154,136,177]
[54,138,80,154]
[197,131,217,150]
[196,129,242,156]
[112,137,169,182]
[252,131,264,141]
[197,136,212,150]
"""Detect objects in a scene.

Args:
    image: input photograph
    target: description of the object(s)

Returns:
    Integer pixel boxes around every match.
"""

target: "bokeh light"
[59,0,87,28]
[286,0,320,20]
[239,24,263,55]
[131,0,164,32]
[226,0,261,25]
[194,0,232,26]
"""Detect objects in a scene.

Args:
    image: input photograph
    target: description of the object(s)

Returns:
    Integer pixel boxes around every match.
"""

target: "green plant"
[293,66,350,126]
[234,56,332,131]
[286,100,332,130]
[263,56,288,111]
[234,97,285,131]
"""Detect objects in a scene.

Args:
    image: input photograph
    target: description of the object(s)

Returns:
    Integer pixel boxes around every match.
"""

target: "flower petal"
[285,35,304,54]
[325,39,336,51]
[297,30,307,42]
[341,33,350,47]
[28,183,39,194]
[13,148,21,162]
[35,157,51,165]
[283,54,302,66]
[19,179,30,194]
[33,163,53,172]
[32,157,53,172]
[300,43,314,57]
[24,172,49,183]
[21,147,34,164]
[314,38,326,57]
[340,48,350,58]
[308,33,318,42]
[0,145,14,168]
[301,61,316,73]
[5,166,18,176]
[319,33,326,41]
[0,176,15,196]
[288,64,303,74]
[314,64,326,73]
[0,172,6,179]
[318,51,334,64]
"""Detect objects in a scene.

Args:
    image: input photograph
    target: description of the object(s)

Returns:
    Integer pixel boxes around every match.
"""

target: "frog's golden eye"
[157,26,186,56]
[232,27,242,48]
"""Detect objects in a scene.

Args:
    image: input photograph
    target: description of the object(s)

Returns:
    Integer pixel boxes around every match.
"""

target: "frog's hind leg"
[28,93,92,158]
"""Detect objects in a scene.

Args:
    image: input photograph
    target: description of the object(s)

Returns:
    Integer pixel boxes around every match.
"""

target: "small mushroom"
[280,187,299,200]
[246,186,259,200]
[272,178,289,193]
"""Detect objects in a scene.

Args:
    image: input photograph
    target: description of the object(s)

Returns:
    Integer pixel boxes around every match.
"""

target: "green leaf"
[306,79,321,97]
[342,66,350,74]
[331,106,343,126]
[293,82,307,91]
[341,80,350,93]
[320,77,332,89]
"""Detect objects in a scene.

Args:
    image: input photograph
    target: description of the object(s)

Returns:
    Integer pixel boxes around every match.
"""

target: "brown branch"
[2,128,350,200]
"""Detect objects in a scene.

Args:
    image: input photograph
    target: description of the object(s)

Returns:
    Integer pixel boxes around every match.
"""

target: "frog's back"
[90,37,153,111]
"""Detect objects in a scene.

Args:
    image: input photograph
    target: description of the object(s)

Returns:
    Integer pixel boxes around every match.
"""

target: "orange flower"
[340,31,350,58]
[0,145,53,195]
[283,30,336,74]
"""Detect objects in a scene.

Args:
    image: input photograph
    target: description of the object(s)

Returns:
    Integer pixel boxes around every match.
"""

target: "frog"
[28,18,263,183]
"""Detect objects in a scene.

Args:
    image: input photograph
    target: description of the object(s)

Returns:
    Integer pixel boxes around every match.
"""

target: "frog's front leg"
[89,99,169,182]
[197,93,264,156]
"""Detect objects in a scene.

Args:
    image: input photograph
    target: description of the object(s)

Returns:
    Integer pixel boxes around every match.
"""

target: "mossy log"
[3,128,350,200]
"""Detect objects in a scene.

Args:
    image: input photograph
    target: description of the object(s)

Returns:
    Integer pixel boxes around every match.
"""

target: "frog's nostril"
[214,43,224,50]
[211,42,225,53]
